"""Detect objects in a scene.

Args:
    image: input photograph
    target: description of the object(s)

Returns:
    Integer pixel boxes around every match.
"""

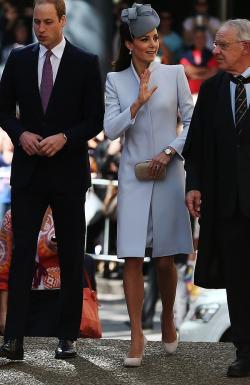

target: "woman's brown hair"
[113,22,133,72]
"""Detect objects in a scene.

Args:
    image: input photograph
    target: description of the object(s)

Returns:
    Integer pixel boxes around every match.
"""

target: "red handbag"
[79,270,102,338]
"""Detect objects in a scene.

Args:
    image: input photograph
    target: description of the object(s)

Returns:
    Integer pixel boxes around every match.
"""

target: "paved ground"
[0,277,242,384]
[0,339,249,385]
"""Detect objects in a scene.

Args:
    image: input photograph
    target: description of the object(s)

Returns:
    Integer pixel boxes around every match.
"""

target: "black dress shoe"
[0,339,24,360]
[227,359,250,377]
[55,340,77,359]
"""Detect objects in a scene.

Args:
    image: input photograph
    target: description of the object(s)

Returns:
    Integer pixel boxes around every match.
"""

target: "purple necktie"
[40,50,53,112]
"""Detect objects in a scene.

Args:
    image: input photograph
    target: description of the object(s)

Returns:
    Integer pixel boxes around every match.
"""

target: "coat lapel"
[216,72,236,137]
[45,40,72,117]
[30,43,44,117]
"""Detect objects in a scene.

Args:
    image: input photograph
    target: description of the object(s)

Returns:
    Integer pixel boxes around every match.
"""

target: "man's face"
[213,26,245,73]
[33,3,66,49]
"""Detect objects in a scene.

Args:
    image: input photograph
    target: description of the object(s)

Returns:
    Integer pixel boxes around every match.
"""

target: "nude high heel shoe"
[124,336,147,367]
[163,336,179,354]
[161,312,178,354]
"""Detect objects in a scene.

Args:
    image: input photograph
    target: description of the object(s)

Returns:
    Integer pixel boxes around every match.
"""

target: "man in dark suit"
[183,19,250,378]
[0,0,104,360]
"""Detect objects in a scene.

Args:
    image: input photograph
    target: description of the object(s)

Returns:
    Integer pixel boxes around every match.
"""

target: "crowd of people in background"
[0,0,33,66]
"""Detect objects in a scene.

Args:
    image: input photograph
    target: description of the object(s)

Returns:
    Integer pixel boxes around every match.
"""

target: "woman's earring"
[129,50,132,55]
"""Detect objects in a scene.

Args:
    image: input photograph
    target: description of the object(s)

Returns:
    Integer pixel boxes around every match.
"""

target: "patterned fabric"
[0,211,12,289]
[0,208,60,290]
[40,50,53,112]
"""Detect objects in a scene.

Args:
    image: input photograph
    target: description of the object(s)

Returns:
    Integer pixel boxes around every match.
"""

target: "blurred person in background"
[0,1,33,64]
[64,0,113,78]
[182,0,221,50]
[180,26,218,101]
[104,3,193,367]
[158,10,183,65]
[184,19,250,378]
[1,18,30,64]
[0,0,19,62]
[0,0,103,361]
[86,133,121,258]
[112,0,128,61]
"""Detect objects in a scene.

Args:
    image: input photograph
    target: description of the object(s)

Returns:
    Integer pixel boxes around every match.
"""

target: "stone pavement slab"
[0,339,249,385]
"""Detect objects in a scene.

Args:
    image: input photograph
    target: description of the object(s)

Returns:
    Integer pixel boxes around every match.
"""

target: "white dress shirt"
[38,37,66,88]
[230,67,250,123]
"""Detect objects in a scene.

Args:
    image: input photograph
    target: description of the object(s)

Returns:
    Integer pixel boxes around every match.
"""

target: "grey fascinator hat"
[121,3,160,38]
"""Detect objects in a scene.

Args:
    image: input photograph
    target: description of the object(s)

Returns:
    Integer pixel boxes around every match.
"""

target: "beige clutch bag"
[134,160,166,181]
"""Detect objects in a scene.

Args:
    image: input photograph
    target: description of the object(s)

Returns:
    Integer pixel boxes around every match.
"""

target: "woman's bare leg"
[155,256,177,342]
[123,258,145,357]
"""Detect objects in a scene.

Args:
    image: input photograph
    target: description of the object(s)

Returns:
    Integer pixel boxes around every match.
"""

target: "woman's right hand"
[138,69,158,106]
[130,69,158,119]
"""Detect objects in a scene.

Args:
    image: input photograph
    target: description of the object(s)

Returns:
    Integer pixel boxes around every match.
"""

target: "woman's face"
[127,28,159,65]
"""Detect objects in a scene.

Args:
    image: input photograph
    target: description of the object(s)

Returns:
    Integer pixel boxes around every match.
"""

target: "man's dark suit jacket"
[183,71,250,288]
[0,40,104,192]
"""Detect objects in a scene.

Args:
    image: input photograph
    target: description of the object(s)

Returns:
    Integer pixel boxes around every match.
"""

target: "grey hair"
[221,19,250,41]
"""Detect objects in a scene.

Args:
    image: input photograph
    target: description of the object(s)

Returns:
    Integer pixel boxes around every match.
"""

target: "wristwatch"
[63,133,68,143]
[162,147,174,159]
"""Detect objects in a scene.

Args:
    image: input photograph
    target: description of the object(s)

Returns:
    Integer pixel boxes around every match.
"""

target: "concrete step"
[0,339,242,385]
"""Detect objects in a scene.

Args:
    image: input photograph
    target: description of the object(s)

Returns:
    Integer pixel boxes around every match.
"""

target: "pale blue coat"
[104,61,194,258]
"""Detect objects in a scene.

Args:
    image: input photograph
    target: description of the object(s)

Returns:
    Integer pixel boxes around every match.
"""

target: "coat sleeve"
[168,65,194,158]
[0,49,26,146]
[104,73,137,140]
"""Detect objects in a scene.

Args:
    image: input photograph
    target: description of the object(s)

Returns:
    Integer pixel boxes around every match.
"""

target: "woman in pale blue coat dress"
[104,4,194,367]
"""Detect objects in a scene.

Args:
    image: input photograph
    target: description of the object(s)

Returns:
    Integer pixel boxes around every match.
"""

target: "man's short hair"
[222,19,250,41]
[33,0,66,20]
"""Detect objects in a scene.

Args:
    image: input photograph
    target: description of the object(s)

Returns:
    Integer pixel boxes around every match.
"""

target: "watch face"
[165,149,171,155]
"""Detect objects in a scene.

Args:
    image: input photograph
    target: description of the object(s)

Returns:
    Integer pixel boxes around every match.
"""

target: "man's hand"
[38,133,67,157]
[19,131,43,156]
[186,190,201,218]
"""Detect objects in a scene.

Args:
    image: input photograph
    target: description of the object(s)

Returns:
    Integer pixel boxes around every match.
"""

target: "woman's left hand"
[148,152,172,179]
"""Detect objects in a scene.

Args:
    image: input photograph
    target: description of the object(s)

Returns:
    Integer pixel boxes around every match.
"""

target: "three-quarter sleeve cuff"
[168,140,184,160]
[104,106,137,140]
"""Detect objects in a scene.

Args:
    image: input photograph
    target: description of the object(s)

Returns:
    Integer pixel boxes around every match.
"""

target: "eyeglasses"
[213,40,246,50]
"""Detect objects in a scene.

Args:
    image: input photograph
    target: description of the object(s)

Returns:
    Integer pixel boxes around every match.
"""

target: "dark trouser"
[216,213,250,359]
[4,187,86,341]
